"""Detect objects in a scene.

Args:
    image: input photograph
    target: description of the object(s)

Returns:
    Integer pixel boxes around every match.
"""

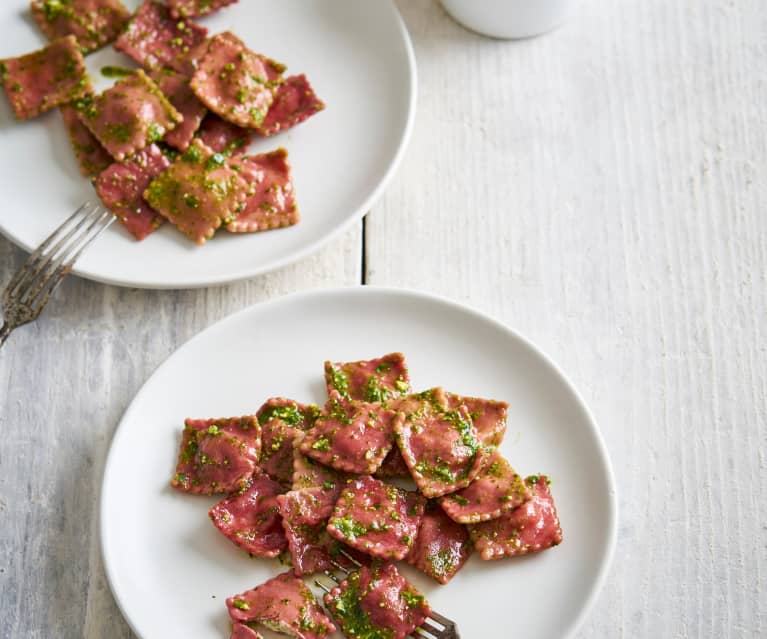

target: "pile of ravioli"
[171,353,563,639]
[0,0,324,244]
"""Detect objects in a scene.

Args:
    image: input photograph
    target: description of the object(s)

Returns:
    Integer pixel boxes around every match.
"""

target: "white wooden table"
[1,0,765,636]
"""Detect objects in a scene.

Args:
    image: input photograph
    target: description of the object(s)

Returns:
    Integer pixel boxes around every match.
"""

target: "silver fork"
[315,550,461,639]
[1,203,114,348]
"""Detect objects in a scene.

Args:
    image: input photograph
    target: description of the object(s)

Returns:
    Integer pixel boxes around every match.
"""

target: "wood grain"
[0,226,361,639]
[366,0,767,635]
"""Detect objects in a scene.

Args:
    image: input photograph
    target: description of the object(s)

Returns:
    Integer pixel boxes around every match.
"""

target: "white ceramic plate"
[101,287,617,639]
[0,1,415,288]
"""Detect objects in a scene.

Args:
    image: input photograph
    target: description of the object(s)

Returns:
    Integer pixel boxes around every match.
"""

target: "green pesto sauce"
[328,365,351,397]
[331,515,367,540]
[401,590,425,609]
[183,144,203,163]
[415,460,455,483]
[448,494,469,506]
[311,436,331,452]
[394,378,409,394]
[107,123,133,143]
[375,362,391,373]
[363,376,393,403]
[206,152,226,172]
[147,122,164,142]
[231,598,250,610]
[329,572,393,639]
[258,404,303,426]
[428,548,459,578]
[100,66,134,79]
[40,0,74,21]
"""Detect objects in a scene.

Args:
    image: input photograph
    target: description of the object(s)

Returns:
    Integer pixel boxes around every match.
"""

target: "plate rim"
[0,0,417,290]
[100,285,618,638]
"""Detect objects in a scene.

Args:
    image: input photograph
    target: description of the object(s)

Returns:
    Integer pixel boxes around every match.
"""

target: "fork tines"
[3,203,113,311]
[313,550,461,639]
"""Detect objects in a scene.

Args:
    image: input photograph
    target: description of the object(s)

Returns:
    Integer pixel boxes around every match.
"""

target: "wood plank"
[0,226,361,638]
[366,0,767,635]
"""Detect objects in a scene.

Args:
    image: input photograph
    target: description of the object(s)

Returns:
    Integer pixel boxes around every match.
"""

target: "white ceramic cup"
[440,0,576,39]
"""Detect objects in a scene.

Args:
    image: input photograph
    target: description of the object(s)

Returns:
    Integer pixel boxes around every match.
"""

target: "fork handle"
[0,322,11,348]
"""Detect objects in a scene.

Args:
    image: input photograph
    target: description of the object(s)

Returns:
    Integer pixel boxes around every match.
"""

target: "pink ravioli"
[95,143,170,240]
[258,74,325,137]
[31,0,130,53]
[395,401,486,498]
[257,398,318,485]
[324,562,430,639]
[374,389,448,479]
[299,392,397,475]
[226,149,299,233]
[149,69,207,150]
[171,418,260,494]
[60,104,112,177]
[1,35,90,120]
[277,486,353,576]
[209,474,286,557]
[227,571,335,639]
[168,0,238,19]
[114,1,208,73]
[407,503,471,584]
[324,352,410,402]
[196,113,254,156]
[230,623,262,639]
[76,69,181,161]
[327,476,425,561]
[190,32,283,129]
[439,451,530,524]
[446,391,508,448]
[144,139,253,244]
[470,475,563,559]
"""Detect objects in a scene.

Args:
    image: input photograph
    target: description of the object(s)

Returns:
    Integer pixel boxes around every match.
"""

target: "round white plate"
[101,287,617,639]
[0,1,415,288]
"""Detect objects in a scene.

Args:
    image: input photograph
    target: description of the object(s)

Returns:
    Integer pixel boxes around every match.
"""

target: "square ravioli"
[257,398,318,485]
[258,74,325,137]
[327,476,425,560]
[171,417,261,494]
[1,35,90,120]
[227,571,335,639]
[76,69,181,160]
[196,113,254,156]
[209,474,287,557]
[226,149,298,233]
[439,451,531,524]
[324,352,410,402]
[469,475,563,559]
[114,1,208,73]
[60,104,112,176]
[144,139,253,244]
[394,399,486,498]
[445,391,508,448]
[407,503,471,584]
[277,485,352,576]
[299,392,397,475]
[168,0,238,19]
[95,143,170,240]
[324,562,430,639]
[149,68,207,151]
[31,0,131,53]
[190,32,283,129]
